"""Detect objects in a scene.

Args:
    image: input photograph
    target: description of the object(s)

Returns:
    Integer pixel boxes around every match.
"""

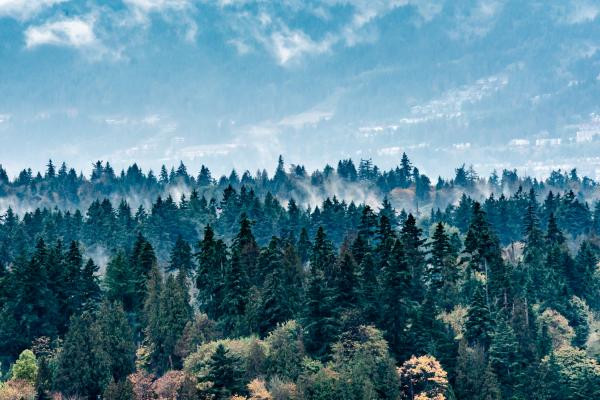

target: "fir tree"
[55,312,111,399]
[380,239,414,360]
[95,301,136,381]
[167,235,194,276]
[464,285,493,347]
[204,344,246,399]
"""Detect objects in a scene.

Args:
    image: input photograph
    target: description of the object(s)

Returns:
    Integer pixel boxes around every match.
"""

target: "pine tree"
[303,266,337,360]
[55,312,111,399]
[545,213,565,246]
[334,250,358,316]
[220,247,250,337]
[464,285,493,347]
[105,251,136,312]
[80,258,101,310]
[488,311,524,397]
[167,235,194,276]
[297,227,312,265]
[233,214,259,284]
[571,241,598,306]
[10,244,59,349]
[156,271,193,371]
[358,252,379,325]
[258,237,294,336]
[380,239,414,360]
[401,214,426,301]
[428,222,459,309]
[204,344,246,399]
[95,301,136,381]
[195,224,224,318]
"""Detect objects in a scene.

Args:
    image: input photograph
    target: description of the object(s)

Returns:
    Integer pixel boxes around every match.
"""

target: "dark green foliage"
[167,235,194,276]
[380,239,414,360]
[3,156,600,399]
[464,285,493,347]
[95,301,136,381]
[55,312,111,399]
[203,344,246,399]
[103,379,135,400]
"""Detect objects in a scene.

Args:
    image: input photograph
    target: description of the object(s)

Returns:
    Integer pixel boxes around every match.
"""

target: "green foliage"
[203,344,247,399]
[10,350,37,384]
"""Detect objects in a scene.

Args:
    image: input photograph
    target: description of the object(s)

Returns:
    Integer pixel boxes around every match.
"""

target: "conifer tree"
[80,258,101,310]
[358,252,379,324]
[572,241,598,306]
[297,227,312,265]
[380,239,414,360]
[204,344,246,399]
[95,301,136,381]
[488,312,524,397]
[167,235,194,276]
[334,250,358,317]
[157,272,193,371]
[258,237,294,336]
[143,265,164,372]
[220,247,250,337]
[401,214,426,301]
[303,265,337,360]
[195,224,224,318]
[55,312,111,399]
[233,214,260,284]
[105,251,136,312]
[464,285,493,347]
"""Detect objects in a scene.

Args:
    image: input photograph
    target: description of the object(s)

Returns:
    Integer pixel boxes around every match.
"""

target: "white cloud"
[0,0,64,20]
[559,0,599,24]
[509,138,530,146]
[449,0,505,40]
[270,28,335,65]
[0,114,11,123]
[535,138,562,146]
[453,142,471,150]
[574,113,600,143]
[410,73,509,121]
[176,143,240,159]
[278,109,333,128]
[25,17,97,49]
[220,1,440,65]
[123,0,197,41]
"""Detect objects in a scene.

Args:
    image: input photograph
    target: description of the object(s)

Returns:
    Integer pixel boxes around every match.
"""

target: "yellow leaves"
[247,379,272,400]
[0,380,35,400]
[539,309,575,349]
[398,355,448,400]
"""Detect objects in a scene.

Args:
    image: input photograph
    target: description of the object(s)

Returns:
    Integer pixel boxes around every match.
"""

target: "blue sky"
[0,0,599,179]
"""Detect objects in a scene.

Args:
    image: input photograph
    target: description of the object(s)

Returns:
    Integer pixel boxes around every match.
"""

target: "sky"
[0,0,599,180]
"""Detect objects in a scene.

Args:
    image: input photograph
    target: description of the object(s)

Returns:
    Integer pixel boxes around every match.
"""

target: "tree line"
[0,161,599,398]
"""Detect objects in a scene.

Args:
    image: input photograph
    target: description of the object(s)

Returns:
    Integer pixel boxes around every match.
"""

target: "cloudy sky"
[0,0,599,179]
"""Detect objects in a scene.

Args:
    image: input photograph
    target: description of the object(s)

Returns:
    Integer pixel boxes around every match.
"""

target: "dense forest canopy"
[0,153,600,399]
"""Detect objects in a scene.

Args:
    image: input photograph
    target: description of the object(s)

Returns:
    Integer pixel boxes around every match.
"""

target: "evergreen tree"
[488,312,524,397]
[334,250,358,317]
[220,246,250,337]
[258,237,294,336]
[401,214,426,301]
[95,301,136,381]
[55,312,111,399]
[464,285,493,347]
[303,265,337,360]
[204,344,246,399]
[167,235,194,276]
[358,252,379,324]
[380,239,414,360]
[157,272,193,371]
[105,251,136,312]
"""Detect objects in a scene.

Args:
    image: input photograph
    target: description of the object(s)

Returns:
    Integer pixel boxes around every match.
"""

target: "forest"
[0,153,599,399]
